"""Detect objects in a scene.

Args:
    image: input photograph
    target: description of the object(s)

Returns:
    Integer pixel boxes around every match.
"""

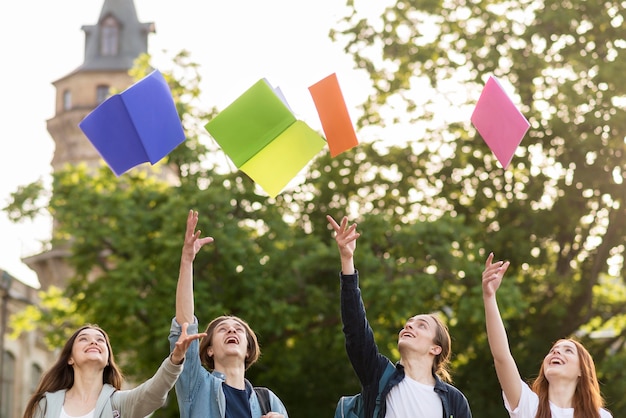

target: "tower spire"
[77,0,155,72]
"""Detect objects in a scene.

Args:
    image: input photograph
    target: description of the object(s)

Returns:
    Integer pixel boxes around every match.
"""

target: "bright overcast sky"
[0,0,388,287]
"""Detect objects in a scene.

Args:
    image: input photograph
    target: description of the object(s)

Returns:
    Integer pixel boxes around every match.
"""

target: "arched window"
[0,351,15,418]
[63,89,72,111]
[97,85,110,104]
[101,16,119,56]
[30,363,42,393]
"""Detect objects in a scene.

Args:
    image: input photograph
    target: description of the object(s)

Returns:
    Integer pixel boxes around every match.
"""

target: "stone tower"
[48,0,155,172]
[23,0,155,290]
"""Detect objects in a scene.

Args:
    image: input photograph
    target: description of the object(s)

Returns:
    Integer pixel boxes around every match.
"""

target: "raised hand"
[171,322,207,364]
[183,210,214,260]
[326,215,360,259]
[482,252,510,299]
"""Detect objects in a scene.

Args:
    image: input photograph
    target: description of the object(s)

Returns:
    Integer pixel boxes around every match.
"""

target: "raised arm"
[328,214,385,387]
[326,215,360,274]
[175,210,214,325]
[482,252,522,409]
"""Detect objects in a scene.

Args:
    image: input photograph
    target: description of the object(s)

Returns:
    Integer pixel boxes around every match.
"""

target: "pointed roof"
[74,0,155,73]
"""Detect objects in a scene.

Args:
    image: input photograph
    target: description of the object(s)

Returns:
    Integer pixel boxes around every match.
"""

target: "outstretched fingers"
[327,215,358,239]
[186,210,199,236]
[482,252,510,296]
[174,322,207,355]
[326,214,342,232]
[184,210,214,255]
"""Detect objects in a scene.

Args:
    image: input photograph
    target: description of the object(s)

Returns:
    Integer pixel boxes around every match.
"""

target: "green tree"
[6,49,478,417]
[331,0,626,415]
[5,52,487,415]
[8,1,626,414]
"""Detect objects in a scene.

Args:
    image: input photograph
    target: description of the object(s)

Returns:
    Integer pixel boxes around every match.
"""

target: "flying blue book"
[78,69,186,176]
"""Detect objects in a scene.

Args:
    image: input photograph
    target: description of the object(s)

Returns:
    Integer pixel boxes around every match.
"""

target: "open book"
[78,69,185,176]
[205,78,326,198]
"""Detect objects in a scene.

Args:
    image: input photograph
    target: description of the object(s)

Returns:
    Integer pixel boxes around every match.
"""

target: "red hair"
[531,339,607,418]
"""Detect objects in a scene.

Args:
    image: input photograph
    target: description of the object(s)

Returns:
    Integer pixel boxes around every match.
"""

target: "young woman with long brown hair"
[23,323,201,418]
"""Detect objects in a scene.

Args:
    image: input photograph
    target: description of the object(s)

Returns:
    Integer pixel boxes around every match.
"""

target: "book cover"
[471,75,530,169]
[308,73,359,157]
[78,69,185,176]
[205,78,325,198]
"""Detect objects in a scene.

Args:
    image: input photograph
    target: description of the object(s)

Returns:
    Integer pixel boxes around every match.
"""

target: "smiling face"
[199,315,260,371]
[542,339,581,380]
[68,327,109,369]
[209,318,249,360]
[397,314,442,357]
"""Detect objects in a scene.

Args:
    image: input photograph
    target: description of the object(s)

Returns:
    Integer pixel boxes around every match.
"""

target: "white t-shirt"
[385,376,442,418]
[503,379,612,418]
[60,407,95,418]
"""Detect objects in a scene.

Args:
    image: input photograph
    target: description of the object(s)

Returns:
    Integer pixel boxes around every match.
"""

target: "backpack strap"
[373,362,396,418]
[254,386,272,415]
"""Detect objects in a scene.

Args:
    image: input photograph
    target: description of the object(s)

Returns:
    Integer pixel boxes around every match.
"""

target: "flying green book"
[205,78,326,198]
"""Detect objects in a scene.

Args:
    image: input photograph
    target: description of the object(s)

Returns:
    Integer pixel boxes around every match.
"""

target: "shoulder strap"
[378,362,395,392]
[373,362,396,418]
[254,386,272,415]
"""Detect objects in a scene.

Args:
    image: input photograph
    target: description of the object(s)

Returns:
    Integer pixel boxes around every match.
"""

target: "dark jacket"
[340,272,472,418]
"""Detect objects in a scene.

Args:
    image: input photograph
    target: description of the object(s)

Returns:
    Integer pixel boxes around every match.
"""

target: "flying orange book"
[308,73,359,157]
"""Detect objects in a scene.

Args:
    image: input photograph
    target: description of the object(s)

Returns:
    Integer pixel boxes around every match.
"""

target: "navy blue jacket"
[340,272,472,418]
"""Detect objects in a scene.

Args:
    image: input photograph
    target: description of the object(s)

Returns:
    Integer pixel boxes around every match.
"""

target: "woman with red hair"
[482,252,612,418]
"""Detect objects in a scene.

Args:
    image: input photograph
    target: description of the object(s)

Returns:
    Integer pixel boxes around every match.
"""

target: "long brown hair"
[531,339,607,418]
[428,313,452,383]
[22,325,124,418]
[199,315,260,371]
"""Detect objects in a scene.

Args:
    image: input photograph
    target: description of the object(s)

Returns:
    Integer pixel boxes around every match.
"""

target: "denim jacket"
[168,318,289,418]
[340,272,472,418]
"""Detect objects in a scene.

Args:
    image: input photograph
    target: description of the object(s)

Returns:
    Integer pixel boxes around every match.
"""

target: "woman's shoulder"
[600,407,613,418]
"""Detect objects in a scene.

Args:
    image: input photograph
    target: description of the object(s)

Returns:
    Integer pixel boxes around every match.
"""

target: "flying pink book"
[471,76,530,169]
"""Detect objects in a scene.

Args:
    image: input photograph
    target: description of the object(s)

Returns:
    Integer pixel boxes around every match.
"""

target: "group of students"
[21,210,612,418]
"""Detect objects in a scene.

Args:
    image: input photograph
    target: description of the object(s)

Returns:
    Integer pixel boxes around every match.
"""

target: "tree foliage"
[331,0,626,414]
[5,2,626,416]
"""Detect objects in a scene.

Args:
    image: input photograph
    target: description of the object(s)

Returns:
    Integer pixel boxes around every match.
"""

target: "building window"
[63,90,72,111]
[0,351,15,418]
[30,363,42,393]
[101,16,119,56]
[97,85,110,104]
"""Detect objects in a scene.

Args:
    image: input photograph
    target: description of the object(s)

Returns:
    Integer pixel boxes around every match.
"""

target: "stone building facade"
[0,1,155,416]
